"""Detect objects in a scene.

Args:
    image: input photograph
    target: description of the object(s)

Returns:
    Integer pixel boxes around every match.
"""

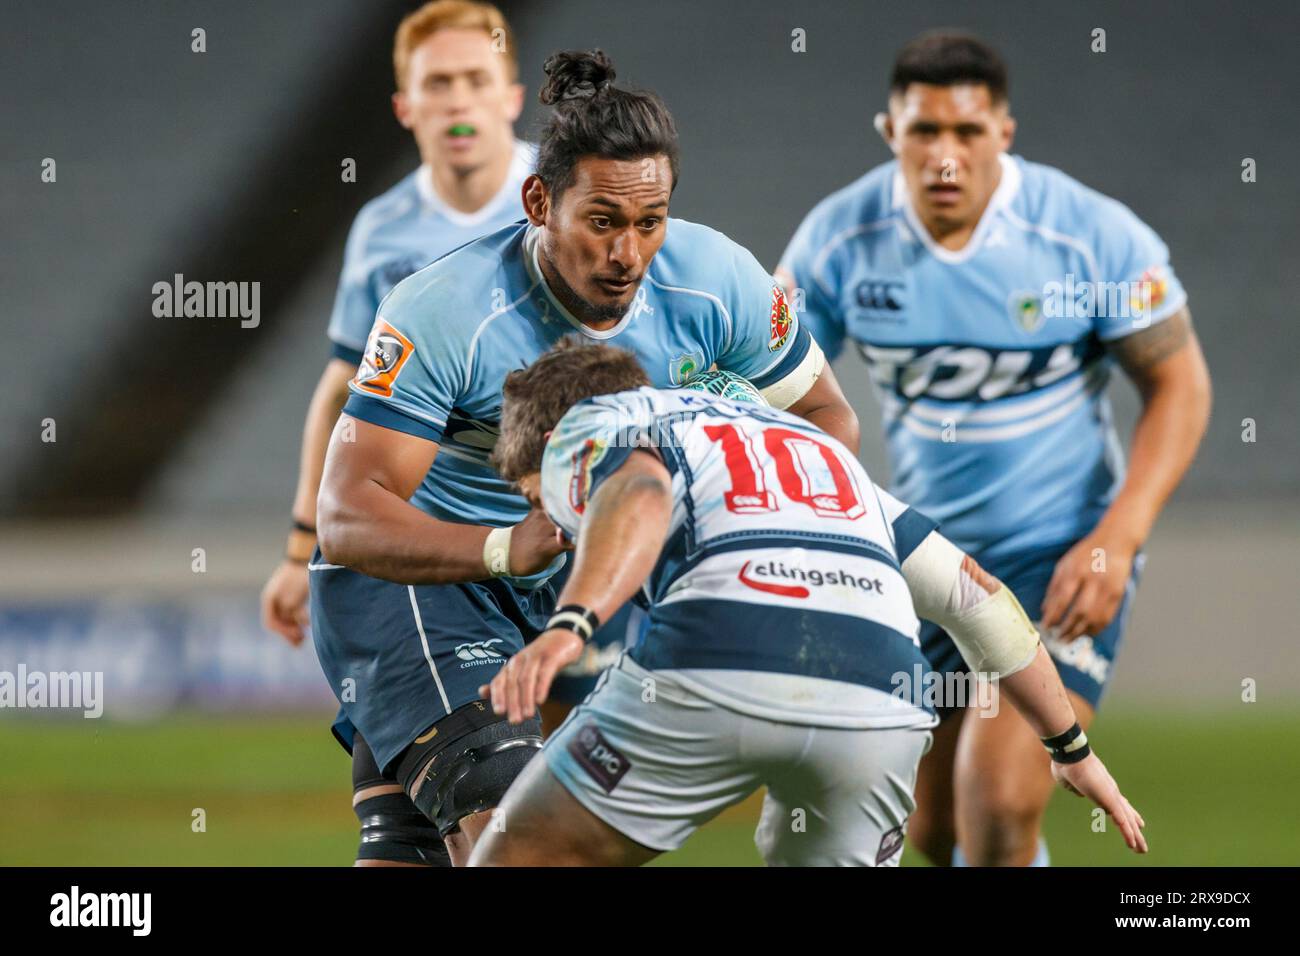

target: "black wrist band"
[1041,722,1091,764]
[292,519,316,535]
[545,604,601,643]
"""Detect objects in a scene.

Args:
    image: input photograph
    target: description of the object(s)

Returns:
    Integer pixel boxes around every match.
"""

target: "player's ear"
[1000,111,1017,152]
[875,111,898,154]
[522,175,549,226]
[392,91,413,130]
[505,82,525,123]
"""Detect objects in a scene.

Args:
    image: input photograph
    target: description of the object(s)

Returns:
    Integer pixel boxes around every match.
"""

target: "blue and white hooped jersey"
[542,387,938,729]
[326,141,535,364]
[779,153,1187,561]
[342,217,815,585]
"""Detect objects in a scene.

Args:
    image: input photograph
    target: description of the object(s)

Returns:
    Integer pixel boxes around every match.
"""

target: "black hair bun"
[539,49,616,105]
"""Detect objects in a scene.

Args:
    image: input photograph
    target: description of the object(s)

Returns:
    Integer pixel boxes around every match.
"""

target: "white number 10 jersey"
[541,386,940,729]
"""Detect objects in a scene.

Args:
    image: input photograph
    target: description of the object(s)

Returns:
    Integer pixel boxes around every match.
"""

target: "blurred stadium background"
[2,0,1297,865]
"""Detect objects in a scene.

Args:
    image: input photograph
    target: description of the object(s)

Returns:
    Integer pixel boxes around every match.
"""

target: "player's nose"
[445,77,473,112]
[928,133,965,163]
[608,230,640,272]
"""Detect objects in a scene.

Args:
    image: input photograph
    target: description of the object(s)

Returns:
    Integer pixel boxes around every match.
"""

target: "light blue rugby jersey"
[342,217,814,583]
[779,153,1187,561]
[325,141,535,364]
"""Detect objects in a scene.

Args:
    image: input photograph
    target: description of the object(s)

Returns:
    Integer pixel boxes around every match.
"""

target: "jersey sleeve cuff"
[585,443,638,497]
[892,507,940,564]
[343,393,445,443]
[1097,288,1187,341]
[330,340,365,365]
[749,323,813,390]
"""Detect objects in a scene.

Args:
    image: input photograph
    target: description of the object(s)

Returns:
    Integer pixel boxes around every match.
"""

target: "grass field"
[2,704,1297,866]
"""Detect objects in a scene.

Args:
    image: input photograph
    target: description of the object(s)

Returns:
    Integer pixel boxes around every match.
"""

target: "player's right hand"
[260,559,311,647]
[1052,752,1148,854]
[480,628,585,724]
[508,507,572,576]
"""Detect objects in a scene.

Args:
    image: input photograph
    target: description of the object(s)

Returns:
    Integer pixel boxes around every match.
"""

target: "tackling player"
[776,32,1211,866]
[312,49,858,866]
[258,0,532,867]
[470,344,1146,866]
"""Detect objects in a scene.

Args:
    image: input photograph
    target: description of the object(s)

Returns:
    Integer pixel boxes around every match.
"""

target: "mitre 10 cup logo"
[354,319,415,397]
[769,285,793,352]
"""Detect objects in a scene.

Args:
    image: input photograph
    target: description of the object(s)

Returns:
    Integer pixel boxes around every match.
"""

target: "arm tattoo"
[1108,307,1192,380]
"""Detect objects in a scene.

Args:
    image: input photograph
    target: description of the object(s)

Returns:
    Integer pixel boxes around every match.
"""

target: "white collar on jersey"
[415,139,533,227]
[522,225,639,340]
[892,151,1022,265]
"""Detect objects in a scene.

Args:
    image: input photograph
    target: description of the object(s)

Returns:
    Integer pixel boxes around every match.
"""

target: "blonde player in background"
[259,0,531,868]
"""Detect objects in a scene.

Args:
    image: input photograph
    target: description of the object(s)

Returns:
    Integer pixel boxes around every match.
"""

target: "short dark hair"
[890,31,1008,103]
[534,49,681,200]
[492,338,651,482]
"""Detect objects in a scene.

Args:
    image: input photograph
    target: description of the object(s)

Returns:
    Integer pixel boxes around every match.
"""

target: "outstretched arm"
[901,529,1148,853]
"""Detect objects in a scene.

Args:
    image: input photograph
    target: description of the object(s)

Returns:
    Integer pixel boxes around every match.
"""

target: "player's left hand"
[1040,531,1136,642]
[1051,752,1148,854]
[480,628,585,725]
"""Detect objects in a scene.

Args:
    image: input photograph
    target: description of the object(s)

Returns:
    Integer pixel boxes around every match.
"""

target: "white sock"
[1029,837,1050,867]
[952,837,1049,867]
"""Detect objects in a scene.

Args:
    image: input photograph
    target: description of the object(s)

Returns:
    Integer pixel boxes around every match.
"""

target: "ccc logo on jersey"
[353,319,415,398]
[854,279,905,312]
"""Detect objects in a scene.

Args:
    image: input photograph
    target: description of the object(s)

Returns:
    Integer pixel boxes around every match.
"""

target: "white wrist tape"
[760,337,826,410]
[483,526,513,578]
[901,531,1040,678]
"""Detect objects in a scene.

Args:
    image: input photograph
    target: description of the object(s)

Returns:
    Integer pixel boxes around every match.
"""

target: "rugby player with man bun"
[311,48,857,865]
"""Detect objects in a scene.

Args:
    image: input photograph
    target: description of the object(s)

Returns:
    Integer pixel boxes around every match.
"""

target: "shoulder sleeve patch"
[352,319,415,398]
[769,285,794,352]
[568,437,609,515]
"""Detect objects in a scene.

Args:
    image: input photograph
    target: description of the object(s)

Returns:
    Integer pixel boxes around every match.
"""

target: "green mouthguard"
[448,123,477,136]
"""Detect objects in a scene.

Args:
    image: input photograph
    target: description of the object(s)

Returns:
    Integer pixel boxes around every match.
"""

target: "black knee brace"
[398,708,543,837]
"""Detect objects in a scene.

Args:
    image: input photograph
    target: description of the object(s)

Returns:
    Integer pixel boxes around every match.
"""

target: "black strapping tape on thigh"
[354,791,450,866]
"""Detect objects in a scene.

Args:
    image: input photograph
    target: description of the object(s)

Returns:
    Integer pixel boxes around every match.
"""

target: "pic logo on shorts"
[568,722,630,794]
[454,639,505,664]
[876,824,905,865]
